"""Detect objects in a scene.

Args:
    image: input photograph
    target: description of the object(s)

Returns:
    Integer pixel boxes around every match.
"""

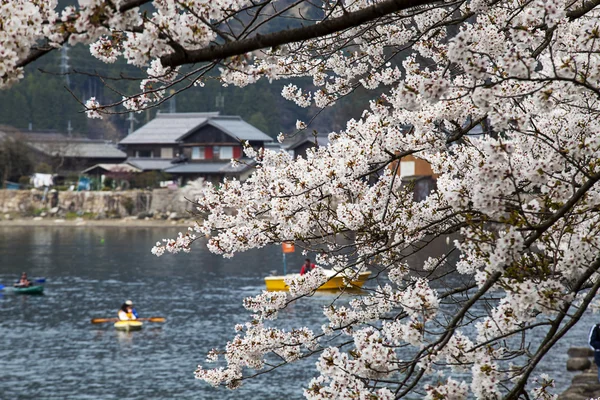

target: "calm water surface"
[0,226,592,399]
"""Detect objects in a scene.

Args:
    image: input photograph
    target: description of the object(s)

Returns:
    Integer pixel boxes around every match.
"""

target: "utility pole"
[215,92,225,110]
[127,113,138,135]
[60,44,70,88]
[169,89,176,113]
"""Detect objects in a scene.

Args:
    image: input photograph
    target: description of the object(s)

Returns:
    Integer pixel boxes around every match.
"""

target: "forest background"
[0,0,371,141]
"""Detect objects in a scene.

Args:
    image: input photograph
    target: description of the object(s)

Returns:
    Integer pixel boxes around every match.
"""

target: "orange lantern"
[282,242,295,253]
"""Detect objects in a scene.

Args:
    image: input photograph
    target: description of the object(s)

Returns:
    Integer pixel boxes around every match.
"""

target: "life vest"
[301,263,316,275]
[118,310,137,321]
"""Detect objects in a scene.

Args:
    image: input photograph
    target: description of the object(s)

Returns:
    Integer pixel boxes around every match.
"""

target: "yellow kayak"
[114,320,143,331]
[265,269,371,291]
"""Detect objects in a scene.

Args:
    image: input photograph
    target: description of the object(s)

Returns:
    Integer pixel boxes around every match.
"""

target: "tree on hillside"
[0,133,33,184]
[4,0,600,398]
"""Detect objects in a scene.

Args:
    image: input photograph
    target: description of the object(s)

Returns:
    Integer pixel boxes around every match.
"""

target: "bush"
[34,162,52,174]
[122,197,135,215]
[130,171,172,189]
[81,212,96,219]
[18,176,30,186]
[106,209,121,219]
[103,177,114,189]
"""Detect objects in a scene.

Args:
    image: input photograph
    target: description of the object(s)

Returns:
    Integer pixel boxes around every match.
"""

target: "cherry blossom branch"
[160,0,441,67]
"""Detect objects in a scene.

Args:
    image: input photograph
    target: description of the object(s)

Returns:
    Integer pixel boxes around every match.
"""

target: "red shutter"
[233,146,241,159]
[205,146,213,159]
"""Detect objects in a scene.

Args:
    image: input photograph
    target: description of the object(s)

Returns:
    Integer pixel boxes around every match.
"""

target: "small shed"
[82,163,142,176]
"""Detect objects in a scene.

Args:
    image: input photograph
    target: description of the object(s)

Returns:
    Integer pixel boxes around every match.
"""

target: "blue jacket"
[589,324,600,351]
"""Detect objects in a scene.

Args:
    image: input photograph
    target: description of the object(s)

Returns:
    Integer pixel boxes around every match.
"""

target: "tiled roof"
[120,112,273,145]
[28,140,126,159]
[126,158,176,171]
[82,163,142,174]
[165,160,254,174]
[0,128,126,159]
[21,132,75,142]
[120,112,219,144]
[206,116,273,142]
[264,142,284,151]
[286,135,330,150]
[0,125,21,139]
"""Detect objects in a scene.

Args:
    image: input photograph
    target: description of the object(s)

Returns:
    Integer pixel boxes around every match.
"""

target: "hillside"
[0,1,367,140]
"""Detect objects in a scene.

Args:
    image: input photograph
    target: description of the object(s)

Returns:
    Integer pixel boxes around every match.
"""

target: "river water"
[0,226,593,399]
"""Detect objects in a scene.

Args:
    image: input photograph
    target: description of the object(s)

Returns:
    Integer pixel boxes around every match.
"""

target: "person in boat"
[300,258,317,275]
[14,272,32,288]
[118,300,138,321]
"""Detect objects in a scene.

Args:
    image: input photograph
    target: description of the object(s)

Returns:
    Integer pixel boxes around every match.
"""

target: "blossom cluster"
[5,0,600,398]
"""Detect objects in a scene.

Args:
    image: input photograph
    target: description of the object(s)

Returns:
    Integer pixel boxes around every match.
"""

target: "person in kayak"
[118,300,138,320]
[14,272,32,288]
[300,258,316,275]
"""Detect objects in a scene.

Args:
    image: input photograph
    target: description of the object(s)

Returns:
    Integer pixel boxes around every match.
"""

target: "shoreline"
[0,217,195,228]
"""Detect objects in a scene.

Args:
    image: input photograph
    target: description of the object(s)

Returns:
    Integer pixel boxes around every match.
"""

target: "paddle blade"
[90,318,118,324]
[34,278,46,283]
[145,317,166,323]
[0,284,4,290]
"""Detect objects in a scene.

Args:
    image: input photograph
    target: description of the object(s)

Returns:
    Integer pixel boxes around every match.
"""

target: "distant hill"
[0,1,367,140]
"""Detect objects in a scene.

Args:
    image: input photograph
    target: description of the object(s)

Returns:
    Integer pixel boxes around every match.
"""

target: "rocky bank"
[0,187,204,221]
[559,347,600,399]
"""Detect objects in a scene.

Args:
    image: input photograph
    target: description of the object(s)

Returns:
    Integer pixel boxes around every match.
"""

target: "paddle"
[91,317,166,324]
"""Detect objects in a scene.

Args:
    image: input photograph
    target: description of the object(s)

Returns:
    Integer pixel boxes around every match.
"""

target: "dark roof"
[286,135,330,150]
[164,160,254,174]
[120,112,273,145]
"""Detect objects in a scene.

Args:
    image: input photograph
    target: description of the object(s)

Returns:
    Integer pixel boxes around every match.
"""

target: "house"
[24,133,127,174]
[286,134,330,159]
[119,112,275,183]
[0,126,127,175]
[394,154,436,178]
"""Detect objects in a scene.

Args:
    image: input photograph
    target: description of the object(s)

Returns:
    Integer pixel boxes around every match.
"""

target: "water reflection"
[116,330,136,347]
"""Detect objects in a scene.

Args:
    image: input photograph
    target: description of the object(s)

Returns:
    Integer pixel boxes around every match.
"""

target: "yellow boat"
[264,269,371,291]
[114,320,143,332]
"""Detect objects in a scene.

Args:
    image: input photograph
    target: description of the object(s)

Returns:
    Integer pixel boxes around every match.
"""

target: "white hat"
[125,300,133,306]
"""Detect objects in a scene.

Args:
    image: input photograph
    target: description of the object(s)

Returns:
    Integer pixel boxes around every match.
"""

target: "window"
[160,147,173,159]
[135,150,153,158]
[192,146,205,160]
[214,146,233,160]
[400,161,415,177]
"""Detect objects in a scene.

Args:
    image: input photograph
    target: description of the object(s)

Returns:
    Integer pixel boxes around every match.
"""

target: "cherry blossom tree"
[4,0,600,398]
